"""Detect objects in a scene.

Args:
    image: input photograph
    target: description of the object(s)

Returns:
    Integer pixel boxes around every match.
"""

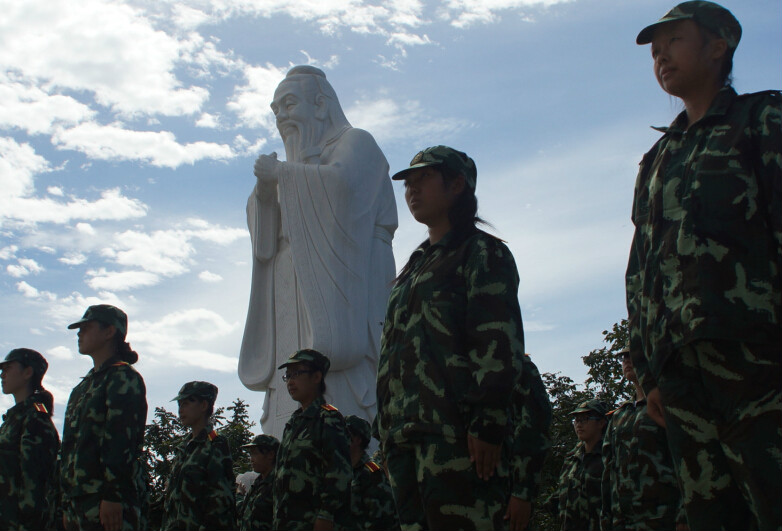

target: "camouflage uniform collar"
[2,399,25,419]
[418,227,479,253]
[84,354,124,378]
[652,85,738,134]
[572,440,603,458]
[189,425,215,443]
[297,395,326,418]
[2,394,44,418]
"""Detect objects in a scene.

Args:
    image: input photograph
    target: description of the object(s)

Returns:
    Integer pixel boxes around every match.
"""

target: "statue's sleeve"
[247,182,279,262]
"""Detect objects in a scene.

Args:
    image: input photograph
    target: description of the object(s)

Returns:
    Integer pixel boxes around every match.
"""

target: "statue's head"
[271,66,350,161]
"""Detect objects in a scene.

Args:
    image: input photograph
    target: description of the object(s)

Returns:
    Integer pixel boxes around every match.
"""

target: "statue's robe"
[239,125,397,437]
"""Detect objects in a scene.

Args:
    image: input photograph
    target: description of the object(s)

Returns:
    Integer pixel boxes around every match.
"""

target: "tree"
[215,398,256,475]
[533,319,633,531]
[582,319,634,404]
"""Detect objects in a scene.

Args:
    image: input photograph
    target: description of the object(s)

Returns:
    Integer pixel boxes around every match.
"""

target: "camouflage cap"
[636,1,741,49]
[67,304,128,339]
[172,381,219,404]
[571,399,610,417]
[0,348,48,378]
[345,415,372,443]
[241,434,280,452]
[277,348,331,376]
[391,145,478,190]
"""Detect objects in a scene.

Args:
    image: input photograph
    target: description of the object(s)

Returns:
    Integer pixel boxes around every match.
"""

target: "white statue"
[239,65,398,438]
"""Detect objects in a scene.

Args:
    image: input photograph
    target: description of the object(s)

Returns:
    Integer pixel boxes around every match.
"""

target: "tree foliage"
[534,320,632,531]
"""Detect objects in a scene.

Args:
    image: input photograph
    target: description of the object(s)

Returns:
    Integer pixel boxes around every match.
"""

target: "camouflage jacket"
[377,229,521,447]
[61,356,147,504]
[545,441,604,531]
[626,87,782,392]
[350,453,399,531]
[0,394,60,530]
[238,470,274,531]
[601,399,682,531]
[508,353,552,501]
[273,396,352,530]
[163,428,236,531]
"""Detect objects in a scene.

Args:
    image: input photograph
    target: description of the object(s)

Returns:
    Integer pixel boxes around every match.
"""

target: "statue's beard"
[280,120,323,163]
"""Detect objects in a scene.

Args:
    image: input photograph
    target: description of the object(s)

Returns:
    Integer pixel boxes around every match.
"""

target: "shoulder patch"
[321,403,338,412]
[207,430,218,441]
[33,402,49,414]
[364,461,381,473]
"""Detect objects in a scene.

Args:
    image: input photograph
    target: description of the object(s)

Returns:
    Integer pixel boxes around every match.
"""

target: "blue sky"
[1,0,780,433]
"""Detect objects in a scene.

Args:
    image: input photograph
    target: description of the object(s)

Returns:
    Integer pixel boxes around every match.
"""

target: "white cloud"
[76,223,96,235]
[195,112,220,128]
[171,4,212,30]
[0,137,148,225]
[59,253,87,266]
[84,219,246,290]
[0,245,19,260]
[132,308,239,372]
[86,269,161,291]
[105,230,196,276]
[16,281,56,301]
[345,95,471,145]
[227,63,287,131]
[443,0,573,28]
[3,188,149,225]
[46,346,74,360]
[0,72,95,135]
[7,258,44,277]
[47,186,65,197]
[52,123,234,168]
[0,0,209,117]
[199,270,223,282]
[233,135,268,157]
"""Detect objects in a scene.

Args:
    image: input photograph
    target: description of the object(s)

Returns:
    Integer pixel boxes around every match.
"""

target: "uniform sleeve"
[18,412,59,529]
[509,357,553,501]
[317,413,352,523]
[463,238,522,444]
[754,93,782,283]
[101,368,147,502]
[203,438,236,531]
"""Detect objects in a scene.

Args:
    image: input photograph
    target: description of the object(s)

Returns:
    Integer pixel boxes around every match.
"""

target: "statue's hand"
[254,152,279,183]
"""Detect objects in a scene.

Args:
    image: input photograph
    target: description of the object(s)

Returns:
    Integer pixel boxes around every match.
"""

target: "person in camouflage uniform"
[627,2,782,529]
[505,353,553,531]
[601,349,684,531]
[61,305,147,531]
[345,415,400,531]
[377,146,522,531]
[543,399,609,531]
[0,348,60,531]
[238,434,278,531]
[274,349,352,531]
[162,381,235,531]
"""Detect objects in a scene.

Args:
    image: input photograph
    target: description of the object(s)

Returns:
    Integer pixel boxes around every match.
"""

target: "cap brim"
[391,161,441,180]
[571,407,593,415]
[636,14,693,44]
[67,318,91,329]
